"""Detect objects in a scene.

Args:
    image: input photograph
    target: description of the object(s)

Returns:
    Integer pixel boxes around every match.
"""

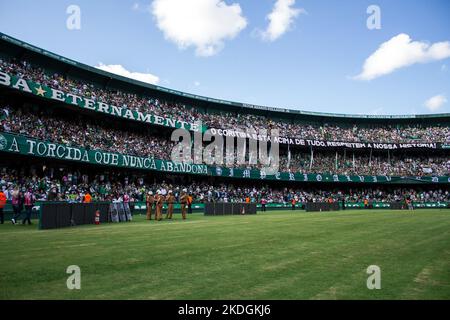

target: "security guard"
[166,190,175,219]
[180,189,188,220]
[155,190,163,221]
[146,191,155,220]
[187,194,193,214]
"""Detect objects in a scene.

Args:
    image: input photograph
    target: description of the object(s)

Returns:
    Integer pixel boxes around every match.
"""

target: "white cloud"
[260,0,305,42]
[424,94,447,112]
[132,2,151,12]
[354,33,450,81]
[151,0,247,57]
[95,63,159,85]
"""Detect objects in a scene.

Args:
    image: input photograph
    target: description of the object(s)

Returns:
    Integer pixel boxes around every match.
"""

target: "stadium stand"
[0,32,449,217]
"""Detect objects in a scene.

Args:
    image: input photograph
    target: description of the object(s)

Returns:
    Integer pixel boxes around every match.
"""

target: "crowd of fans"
[1,105,449,176]
[280,152,450,176]
[2,58,449,143]
[1,105,174,159]
[1,167,449,204]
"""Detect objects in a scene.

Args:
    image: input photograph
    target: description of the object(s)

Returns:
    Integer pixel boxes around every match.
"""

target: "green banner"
[131,202,449,210]
[0,131,449,184]
[0,70,205,132]
[209,166,450,184]
[0,132,208,175]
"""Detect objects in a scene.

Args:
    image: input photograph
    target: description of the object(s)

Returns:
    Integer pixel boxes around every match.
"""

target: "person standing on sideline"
[146,191,154,220]
[364,198,369,209]
[11,189,23,224]
[180,189,188,220]
[187,194,193,214]
[407,198,414,211]
[23,188,35,225]
[155,190,163,221]
[0,188,6,224]
[261,198,267,212]
[291,198,296,211]
[166,190,175,219]
[123,193,132,220]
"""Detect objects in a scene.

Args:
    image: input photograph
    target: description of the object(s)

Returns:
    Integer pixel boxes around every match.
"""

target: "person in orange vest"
[291,198,296,210]
[146,191,155,220]
[0,189,7,224]
[165,190,175,219]
[83,191,92,203]
[180,189,188,220]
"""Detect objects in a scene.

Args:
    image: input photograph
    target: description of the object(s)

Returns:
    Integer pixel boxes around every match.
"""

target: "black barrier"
[216,203,225,215]
[204,203,214,215]
[97,203,110,223]
[305,202,340,212]
[71,204,84,226]
[232,203,242,215]
[244,203,257,214]
[40,203,58,230]
[204,202,257,216]
[390,202,406,210]
[84,204,97,224]
[56,203,72,229]
[39,202,111,230]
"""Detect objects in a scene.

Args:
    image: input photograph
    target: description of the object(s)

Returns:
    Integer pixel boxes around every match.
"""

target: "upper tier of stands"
[1,32,449,146]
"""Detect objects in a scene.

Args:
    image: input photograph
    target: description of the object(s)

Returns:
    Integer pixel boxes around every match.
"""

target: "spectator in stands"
[83,191,92,203]
[2,105,449,177]
[1,166,449,205]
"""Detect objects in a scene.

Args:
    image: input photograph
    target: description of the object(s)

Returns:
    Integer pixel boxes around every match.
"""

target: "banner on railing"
[0,132,208,175]
[1,132,449,184]
[0,70,202,132]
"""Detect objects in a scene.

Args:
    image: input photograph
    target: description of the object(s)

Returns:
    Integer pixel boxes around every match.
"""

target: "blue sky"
[0,0,449,115]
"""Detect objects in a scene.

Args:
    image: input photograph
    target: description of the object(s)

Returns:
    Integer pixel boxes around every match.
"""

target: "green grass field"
[1,209,449,300]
